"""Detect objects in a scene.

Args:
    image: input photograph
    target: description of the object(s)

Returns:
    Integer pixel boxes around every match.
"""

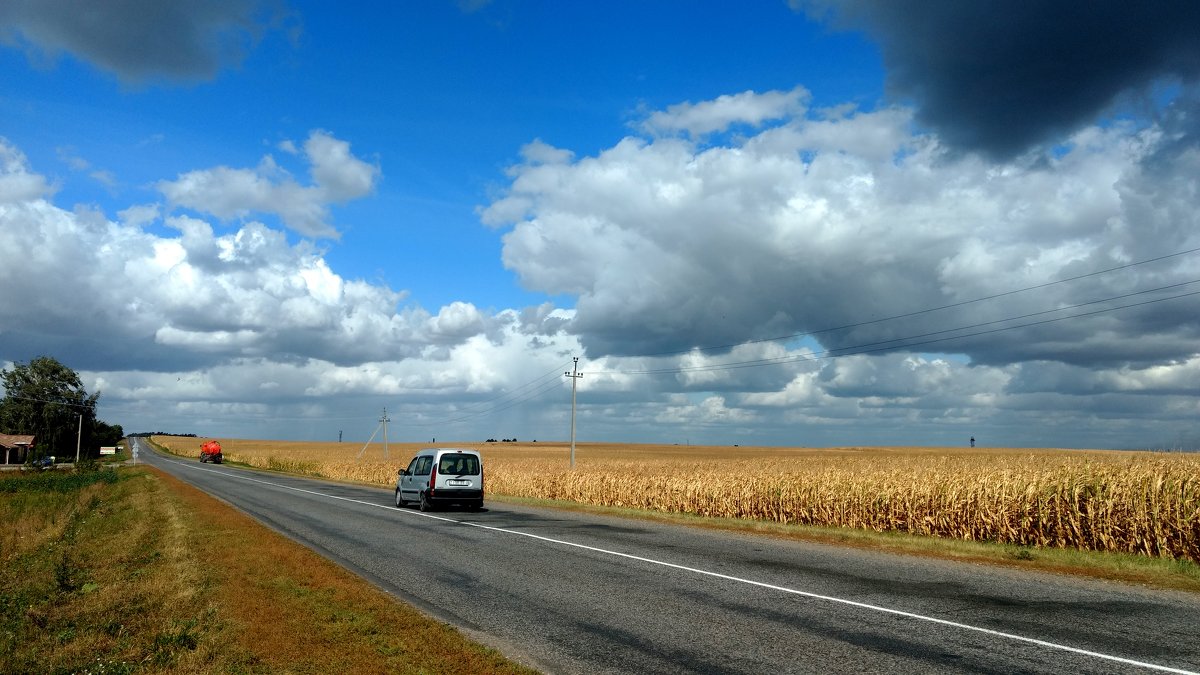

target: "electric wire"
[419,361,571,417]
[387,361,572,428]
[0,393,95,409]
[386,278,1200,427]
[18,364,578,428]
[613,286,1200,375]
[634,245,1200,358]
[402,377,565,428]
[25,246,1196,432]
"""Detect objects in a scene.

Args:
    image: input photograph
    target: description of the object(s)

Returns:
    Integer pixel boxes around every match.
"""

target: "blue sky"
[2,1,1199,449]
[4,2,880,309]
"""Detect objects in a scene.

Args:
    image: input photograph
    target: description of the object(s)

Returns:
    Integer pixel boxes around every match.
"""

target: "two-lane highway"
[133,439,1200,674]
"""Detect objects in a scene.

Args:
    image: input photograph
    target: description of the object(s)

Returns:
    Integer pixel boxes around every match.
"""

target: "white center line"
[156,449,1197,675]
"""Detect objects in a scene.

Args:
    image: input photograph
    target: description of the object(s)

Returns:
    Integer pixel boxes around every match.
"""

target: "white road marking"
[151,447,1196,674]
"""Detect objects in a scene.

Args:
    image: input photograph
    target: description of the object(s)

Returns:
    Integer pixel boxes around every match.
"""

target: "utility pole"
[381,408,390,460]
[356,407,392,461]
[564,357,583,468]
[75,413,82,465]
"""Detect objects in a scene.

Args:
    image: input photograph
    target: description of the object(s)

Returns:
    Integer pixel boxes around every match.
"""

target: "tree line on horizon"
[126,432,198,438]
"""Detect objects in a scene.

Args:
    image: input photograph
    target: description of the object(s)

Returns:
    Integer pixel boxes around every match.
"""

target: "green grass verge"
[0,465,538,674]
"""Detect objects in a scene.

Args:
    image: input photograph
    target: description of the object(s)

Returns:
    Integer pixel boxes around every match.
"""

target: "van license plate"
[448,480,470,486]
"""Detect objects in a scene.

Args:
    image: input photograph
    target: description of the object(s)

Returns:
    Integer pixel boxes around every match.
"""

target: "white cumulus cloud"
[157,130,379,239]
[640,86,811,137]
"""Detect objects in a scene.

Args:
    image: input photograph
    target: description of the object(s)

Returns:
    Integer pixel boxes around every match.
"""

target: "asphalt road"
[131,439,1200,674]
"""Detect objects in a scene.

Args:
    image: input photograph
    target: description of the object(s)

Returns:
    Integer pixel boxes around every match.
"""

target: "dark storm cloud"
[488,98,1200,378]
[802,1,1200,158]
[0,331,215,374]
[0,0,293,82]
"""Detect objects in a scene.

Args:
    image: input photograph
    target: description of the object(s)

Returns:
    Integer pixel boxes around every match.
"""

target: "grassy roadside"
[0,466,538,674]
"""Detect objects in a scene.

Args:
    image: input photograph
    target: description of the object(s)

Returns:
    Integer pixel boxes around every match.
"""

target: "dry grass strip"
[155,467,537,674]
[0,466,536,674]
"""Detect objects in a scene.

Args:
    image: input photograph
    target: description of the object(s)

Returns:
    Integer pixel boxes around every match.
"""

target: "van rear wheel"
[419,491,433,512]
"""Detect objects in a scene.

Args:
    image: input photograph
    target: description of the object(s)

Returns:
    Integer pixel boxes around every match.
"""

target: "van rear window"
[438,455,479,476]
[414,456,433,476]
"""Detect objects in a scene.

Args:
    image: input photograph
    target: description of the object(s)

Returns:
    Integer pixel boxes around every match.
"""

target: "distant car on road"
[395,448,483,511]
[30,456,53,470]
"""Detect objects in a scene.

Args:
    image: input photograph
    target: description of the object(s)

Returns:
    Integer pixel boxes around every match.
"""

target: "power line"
[814,288,1200,368]
[820,279,1200,356]
[610,283,1200,376]
[416,361,572,418]
[94,362,575,429]
[72,246,1200,430]
[0,393,96,409]
[401,376,565,428]
[635,245,1200,359]
[389,360,572,428]
[346,361,574,432]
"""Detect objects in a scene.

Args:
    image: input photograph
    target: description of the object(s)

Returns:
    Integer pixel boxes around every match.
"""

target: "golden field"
[151,436,1200,563]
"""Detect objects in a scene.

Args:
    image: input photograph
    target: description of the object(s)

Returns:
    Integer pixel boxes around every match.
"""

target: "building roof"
[0,434,35,448]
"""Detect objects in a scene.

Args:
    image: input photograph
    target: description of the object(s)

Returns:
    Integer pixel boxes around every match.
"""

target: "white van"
[395,448,484,511]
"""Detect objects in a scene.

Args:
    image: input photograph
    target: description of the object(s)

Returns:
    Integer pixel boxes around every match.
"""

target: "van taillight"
[429,462,437,496]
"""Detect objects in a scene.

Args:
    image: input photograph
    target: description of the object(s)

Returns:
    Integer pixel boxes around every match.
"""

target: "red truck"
[199,440,223,464]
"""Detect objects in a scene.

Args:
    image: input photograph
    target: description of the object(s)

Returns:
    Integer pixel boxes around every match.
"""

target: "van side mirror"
[398,469,409,476]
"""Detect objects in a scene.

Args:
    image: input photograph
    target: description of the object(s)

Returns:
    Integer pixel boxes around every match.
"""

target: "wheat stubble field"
[153,437,1200,563]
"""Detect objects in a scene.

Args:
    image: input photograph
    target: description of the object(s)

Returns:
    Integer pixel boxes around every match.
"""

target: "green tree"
[0,356,99,457]
[93,419,125,447]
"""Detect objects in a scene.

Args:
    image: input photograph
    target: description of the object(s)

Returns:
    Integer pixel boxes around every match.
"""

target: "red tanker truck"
[199,440,223,464]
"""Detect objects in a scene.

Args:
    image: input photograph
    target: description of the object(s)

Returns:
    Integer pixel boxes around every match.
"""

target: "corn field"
[152,437,1200,563]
